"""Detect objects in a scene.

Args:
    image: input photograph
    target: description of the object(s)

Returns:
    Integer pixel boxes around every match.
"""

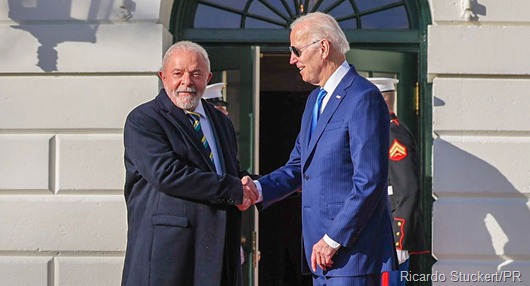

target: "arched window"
[176,0,420,49]
[194,0,414,30]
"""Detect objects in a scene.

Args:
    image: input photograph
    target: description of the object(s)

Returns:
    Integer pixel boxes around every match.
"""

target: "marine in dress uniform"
[203,82,229,116]
[368,78,429,286]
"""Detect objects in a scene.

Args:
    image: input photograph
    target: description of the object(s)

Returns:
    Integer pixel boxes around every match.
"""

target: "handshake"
[236,176,259,211]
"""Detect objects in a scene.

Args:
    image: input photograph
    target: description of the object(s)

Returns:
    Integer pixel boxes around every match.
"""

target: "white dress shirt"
[318,60,350,114]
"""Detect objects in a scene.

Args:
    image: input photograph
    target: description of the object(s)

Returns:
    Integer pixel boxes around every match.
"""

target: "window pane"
[202,0,248,10]
[307,0,343,13]
[193,0,410,30]
[194,4,241,28]
[254,0,293,17]
[247,0,289,28]
[337,18,358,30]
[246,17,284,29]
[328,1,354,19]
[356,0,403,12]
[361,6,409,29]
[328,1,358,30]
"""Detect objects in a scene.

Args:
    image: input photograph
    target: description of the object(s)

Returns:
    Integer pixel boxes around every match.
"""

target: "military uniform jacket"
[388,113,427,253]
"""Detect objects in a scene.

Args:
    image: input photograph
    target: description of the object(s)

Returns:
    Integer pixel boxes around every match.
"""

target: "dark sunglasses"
[288,40,321,57]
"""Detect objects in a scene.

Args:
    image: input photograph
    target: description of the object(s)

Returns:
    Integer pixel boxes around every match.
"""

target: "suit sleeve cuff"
[323,235,341,249]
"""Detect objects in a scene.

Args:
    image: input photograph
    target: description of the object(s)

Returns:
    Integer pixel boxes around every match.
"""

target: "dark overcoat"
[121,89,248,286]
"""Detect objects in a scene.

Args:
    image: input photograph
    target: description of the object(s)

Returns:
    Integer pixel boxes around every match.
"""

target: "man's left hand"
[311,238,339,271]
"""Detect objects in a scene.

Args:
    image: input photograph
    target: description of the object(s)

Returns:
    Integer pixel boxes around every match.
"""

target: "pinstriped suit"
[258,66,397,279]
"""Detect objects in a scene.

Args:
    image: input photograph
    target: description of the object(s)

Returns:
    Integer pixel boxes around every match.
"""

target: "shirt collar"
[187,100,206,118]
[322,60,349,94]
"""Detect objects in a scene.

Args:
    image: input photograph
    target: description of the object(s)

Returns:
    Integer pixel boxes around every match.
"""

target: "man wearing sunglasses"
[244,11,397,286]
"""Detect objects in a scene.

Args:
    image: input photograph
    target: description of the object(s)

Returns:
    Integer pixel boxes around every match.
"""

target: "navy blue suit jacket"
[258,66,397,277]
[122,89,248,286]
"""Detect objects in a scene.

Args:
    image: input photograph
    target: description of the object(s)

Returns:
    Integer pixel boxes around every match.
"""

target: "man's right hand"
[237,176,258,211]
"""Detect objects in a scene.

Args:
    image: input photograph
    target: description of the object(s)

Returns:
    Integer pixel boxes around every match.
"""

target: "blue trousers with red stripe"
[381,259,409,286]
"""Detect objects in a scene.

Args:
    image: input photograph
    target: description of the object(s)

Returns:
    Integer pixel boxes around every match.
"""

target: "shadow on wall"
[7,0,136,72]
[433,138,530,272]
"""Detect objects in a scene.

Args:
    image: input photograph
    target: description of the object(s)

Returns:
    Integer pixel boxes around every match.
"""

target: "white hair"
[290,12,350,54]
[161,41,211,72]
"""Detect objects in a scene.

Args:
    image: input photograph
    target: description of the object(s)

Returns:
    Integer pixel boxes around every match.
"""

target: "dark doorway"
[258,53,313,286]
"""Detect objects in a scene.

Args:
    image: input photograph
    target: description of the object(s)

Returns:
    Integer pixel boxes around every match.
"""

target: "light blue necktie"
[310,88,327,137]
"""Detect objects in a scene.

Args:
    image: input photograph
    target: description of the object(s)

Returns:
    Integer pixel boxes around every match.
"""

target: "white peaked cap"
[367,77,399,92]
[203,82,225,100]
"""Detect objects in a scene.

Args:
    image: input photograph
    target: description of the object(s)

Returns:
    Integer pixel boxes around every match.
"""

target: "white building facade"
[0,0,528,285]
[0,1,172,284]
[429,0,530,285]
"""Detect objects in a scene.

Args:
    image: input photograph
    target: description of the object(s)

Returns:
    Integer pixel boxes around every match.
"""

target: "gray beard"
[170,90,201,111]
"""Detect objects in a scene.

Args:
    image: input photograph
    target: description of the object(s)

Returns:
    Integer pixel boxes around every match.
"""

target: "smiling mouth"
[177,90,196,94]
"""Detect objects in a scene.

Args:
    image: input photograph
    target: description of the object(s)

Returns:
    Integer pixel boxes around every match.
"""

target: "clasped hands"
[236,176,258,211]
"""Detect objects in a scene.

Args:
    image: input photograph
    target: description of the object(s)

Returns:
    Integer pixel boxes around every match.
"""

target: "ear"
[158,70,164,80]
[207,72,213,83]
[320,39,330,59]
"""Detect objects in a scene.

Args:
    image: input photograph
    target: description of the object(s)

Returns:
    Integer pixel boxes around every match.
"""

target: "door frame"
[209,46,428,285]
[346,49,419,136]
[173,0,434,284]
[207,46,261,285]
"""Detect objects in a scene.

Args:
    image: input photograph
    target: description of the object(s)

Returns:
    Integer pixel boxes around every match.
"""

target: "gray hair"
[290,12,350,54]
[161,41,211,72]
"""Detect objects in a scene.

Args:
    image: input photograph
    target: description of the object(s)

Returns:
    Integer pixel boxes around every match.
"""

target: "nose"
[289,53,297,65]
[180,72,192,86]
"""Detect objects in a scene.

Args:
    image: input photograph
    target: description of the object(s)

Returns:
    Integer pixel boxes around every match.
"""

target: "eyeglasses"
[288,40,321,57]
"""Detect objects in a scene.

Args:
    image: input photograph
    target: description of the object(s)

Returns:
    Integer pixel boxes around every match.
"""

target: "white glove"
[395,249,409,265]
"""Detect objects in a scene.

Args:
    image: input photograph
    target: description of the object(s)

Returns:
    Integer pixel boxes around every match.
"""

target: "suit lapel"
[304,67,358,166]
[156,91,217,172]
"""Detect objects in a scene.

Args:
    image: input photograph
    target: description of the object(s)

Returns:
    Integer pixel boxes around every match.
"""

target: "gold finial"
[300,4,304,14]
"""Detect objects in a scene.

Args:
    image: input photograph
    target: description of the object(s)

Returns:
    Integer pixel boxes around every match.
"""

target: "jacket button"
[304,175,309,180]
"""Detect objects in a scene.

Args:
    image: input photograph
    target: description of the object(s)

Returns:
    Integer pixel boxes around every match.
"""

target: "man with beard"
[121,41,258,286]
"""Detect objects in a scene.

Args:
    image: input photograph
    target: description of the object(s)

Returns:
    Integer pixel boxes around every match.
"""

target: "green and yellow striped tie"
[187,111,214,164]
